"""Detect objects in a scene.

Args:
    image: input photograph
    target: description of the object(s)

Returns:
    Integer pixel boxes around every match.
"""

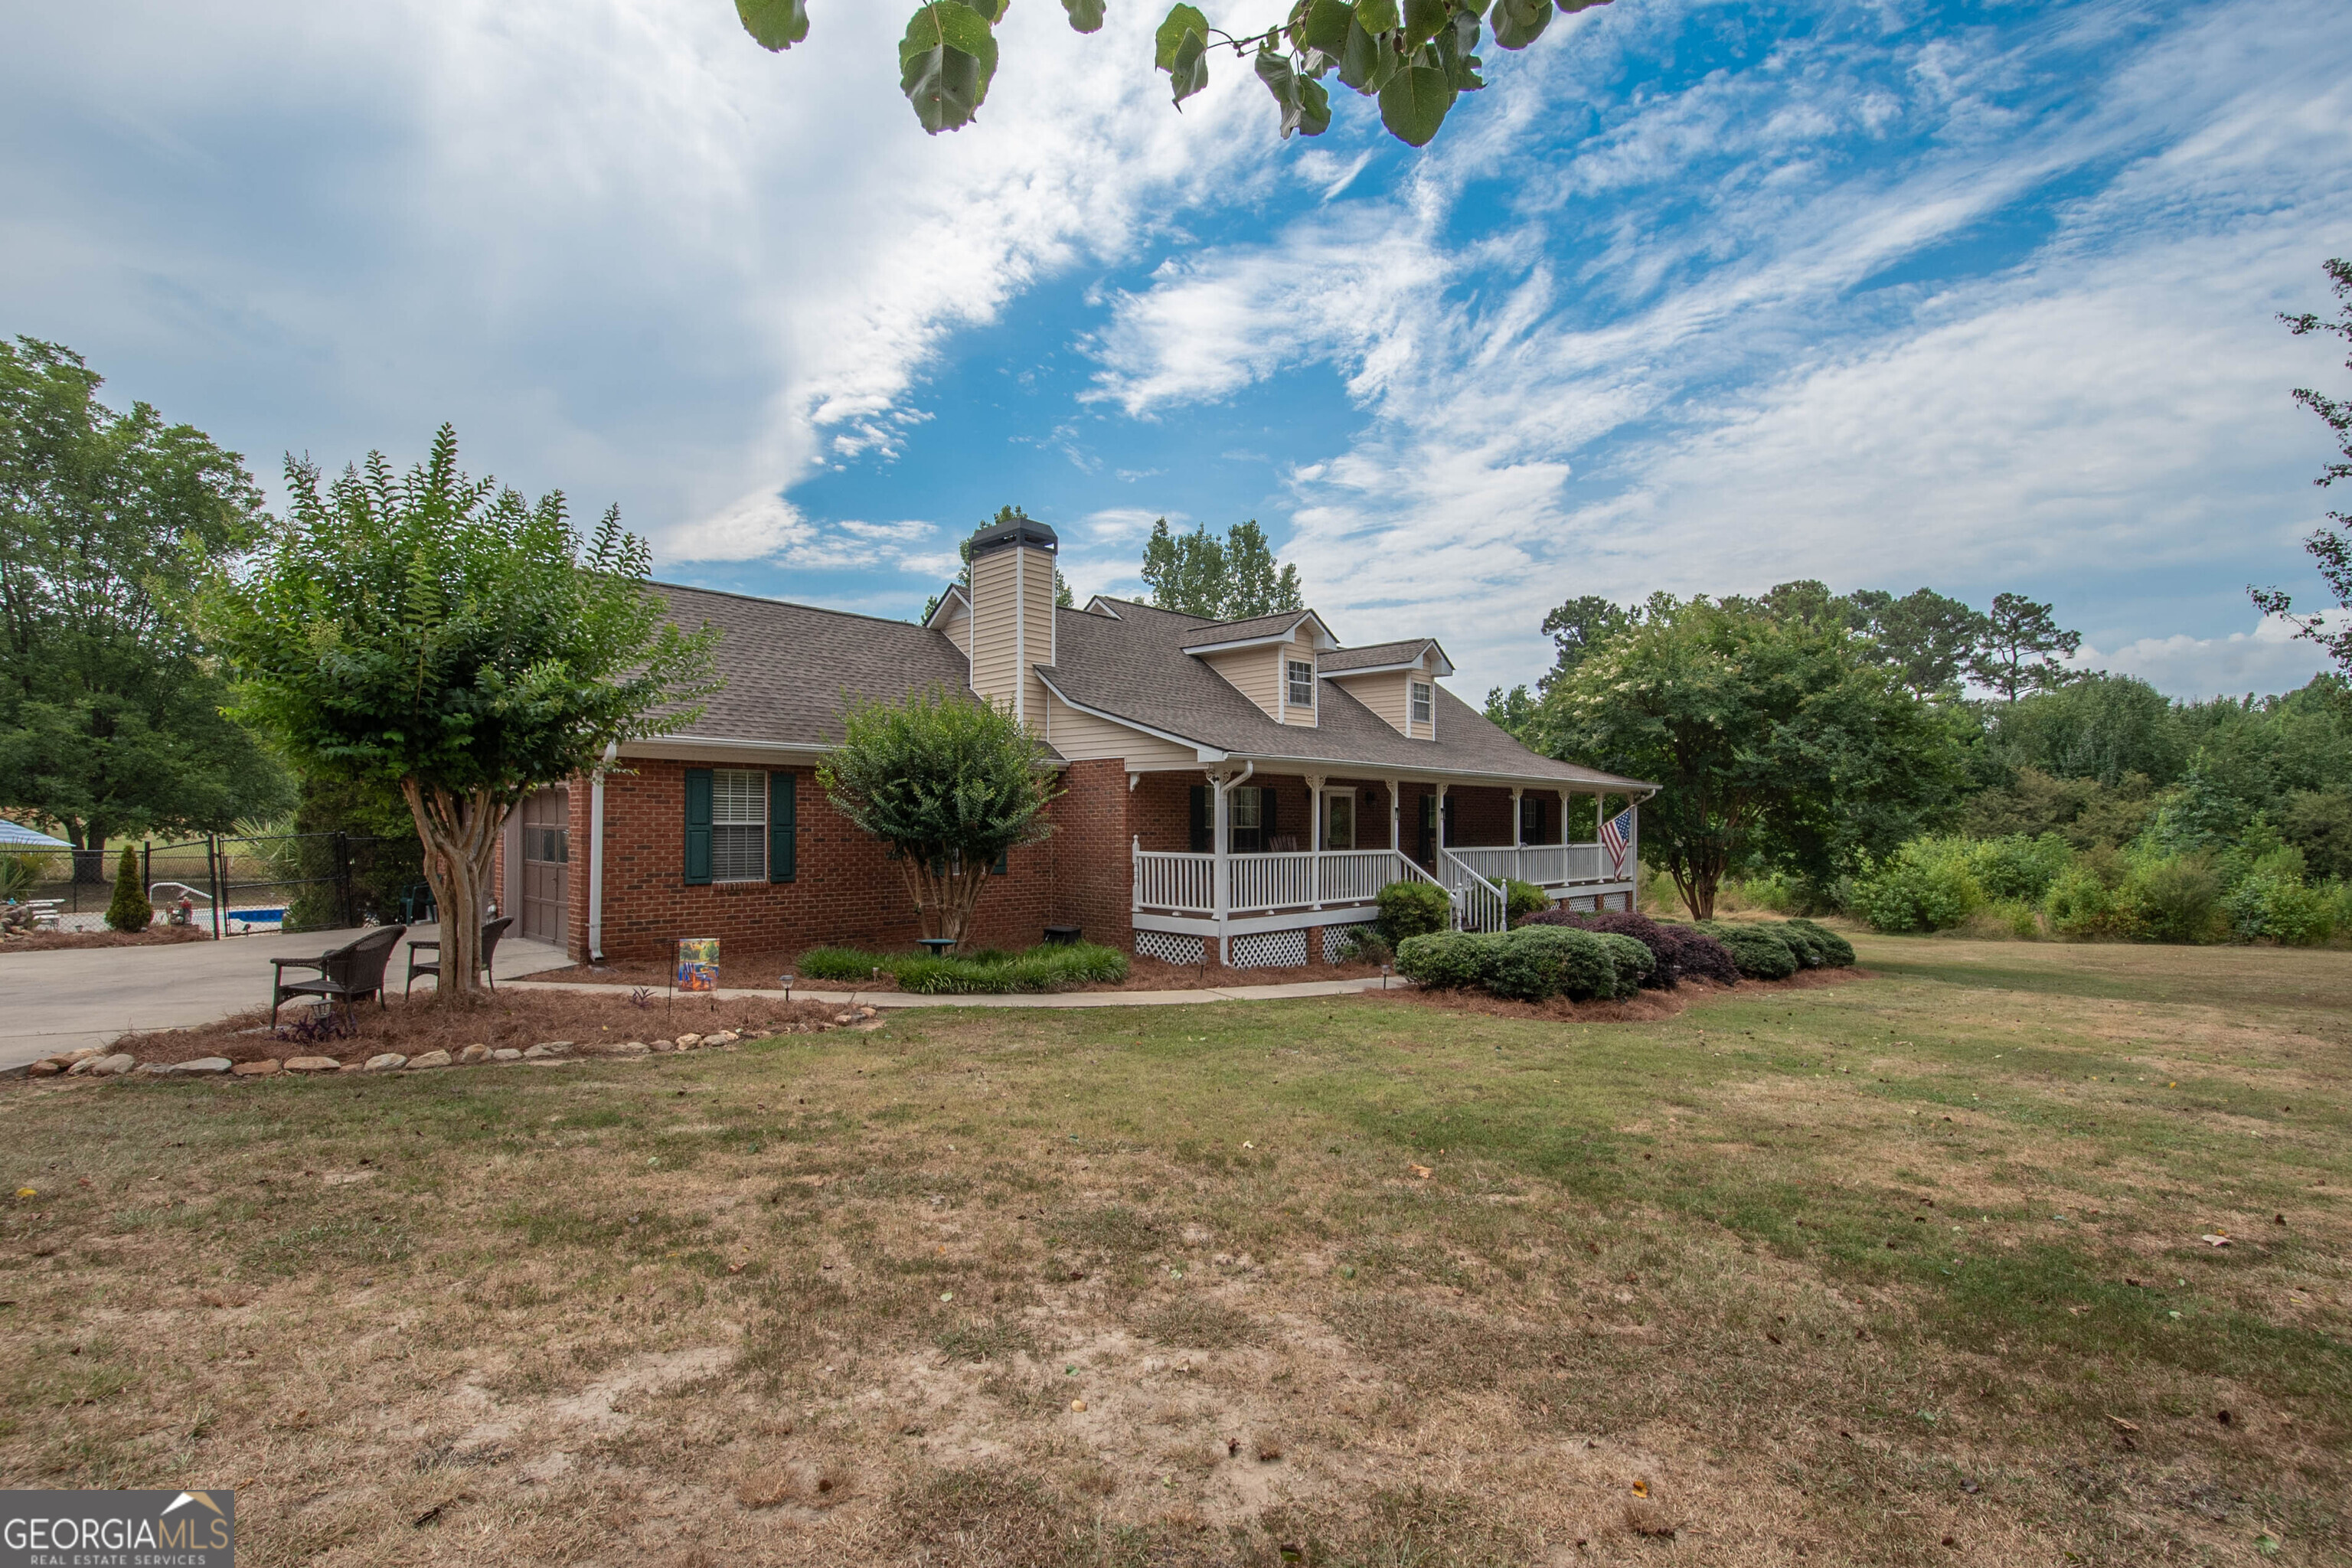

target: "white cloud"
[2082,616,2338,701]
[658,492,812,564]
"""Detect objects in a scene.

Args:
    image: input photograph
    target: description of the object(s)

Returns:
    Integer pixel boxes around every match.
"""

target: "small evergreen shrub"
[1334,926,1393,965]
[1785,919,1855,967]
[1376,880,1452,944]
[1502,879,1550,924]
[1395,930,1488,990]
[1772,922,1828,968]
[1696,921,1798,980]
[894,942,1129,995]
[1519,906,1713,988]
[1590,933,1653,998]
[1660,923,1742,985]
[104,846,152,934]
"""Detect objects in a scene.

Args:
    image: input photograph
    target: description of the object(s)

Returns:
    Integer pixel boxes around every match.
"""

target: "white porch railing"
[1453,842,1612,888]
[1230,851,1316,913]
[1318,848,1400,904]
[1439,848,1508,933]
[1134,850,1214,914]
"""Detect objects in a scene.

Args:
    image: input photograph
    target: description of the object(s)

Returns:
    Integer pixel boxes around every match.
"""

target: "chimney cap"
[969,514,1059,558]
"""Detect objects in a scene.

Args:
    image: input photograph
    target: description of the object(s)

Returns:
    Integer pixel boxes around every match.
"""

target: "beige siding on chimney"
[1045,693,1196,767]
[1200,644,1282,720]
[968,547,1055,730]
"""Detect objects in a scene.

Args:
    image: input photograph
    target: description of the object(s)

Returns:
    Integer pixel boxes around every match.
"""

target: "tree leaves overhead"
[734,0,810,51]
[900,1,999,133]
[1377,58,1455,145]
[735,0,1616,145]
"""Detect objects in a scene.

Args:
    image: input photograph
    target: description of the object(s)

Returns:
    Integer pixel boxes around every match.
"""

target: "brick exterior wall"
[1047,759,1133,951]
[559,758,1069,963]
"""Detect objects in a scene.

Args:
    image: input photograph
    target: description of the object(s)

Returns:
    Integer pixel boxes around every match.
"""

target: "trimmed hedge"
[1502,878,1550,924]
[794,942,1129,993]
[1785,918,1856,966]
[1521,906,1740,990]
[1592,933,1654,998]
[1695,921,1799,980]
[1376,880,1452,943]
[1394,925,1632,1003]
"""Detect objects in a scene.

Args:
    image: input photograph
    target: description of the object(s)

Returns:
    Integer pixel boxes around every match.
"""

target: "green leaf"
[900,2,999,133]
[1490,0,1549,47]
[1061,0,1108,30]
[1255,48,1333,137]
[1435,17,1484,90]
[1168,25,1210,106]
[736,0,811,50]
[1377,60,1455,145]
[1400,0,1447,45]
[1154,3,1210,69]
[954,0,1010,18]
[1298,0,1355,53]
[1354,0,1400,33]
[1556,0,1613,11]
[1337,12,1396,91]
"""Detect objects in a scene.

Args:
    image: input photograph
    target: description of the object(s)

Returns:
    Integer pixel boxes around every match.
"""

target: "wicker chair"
[405,916,514,998]
[270,925,409,1025]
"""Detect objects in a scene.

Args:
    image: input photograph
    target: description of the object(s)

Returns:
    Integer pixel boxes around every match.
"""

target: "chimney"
[965,514,1057,729]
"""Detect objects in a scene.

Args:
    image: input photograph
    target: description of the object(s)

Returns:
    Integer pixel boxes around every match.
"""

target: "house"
[505,515,1653,968]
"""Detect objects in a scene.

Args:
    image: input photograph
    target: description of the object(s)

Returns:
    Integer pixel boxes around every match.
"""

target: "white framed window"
[1286,658,1315,711]
[710,768,766,882]
[1410,681,1433,727]
[1322,791,1355,851]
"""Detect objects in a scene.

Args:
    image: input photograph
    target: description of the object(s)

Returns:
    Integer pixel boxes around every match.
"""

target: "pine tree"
[104,844,152,933]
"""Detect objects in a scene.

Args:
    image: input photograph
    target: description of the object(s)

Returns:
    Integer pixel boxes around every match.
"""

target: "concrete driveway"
[0,923,572,1070]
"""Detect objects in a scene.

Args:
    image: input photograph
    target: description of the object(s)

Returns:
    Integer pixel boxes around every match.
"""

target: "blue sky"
[4,0,2348,700]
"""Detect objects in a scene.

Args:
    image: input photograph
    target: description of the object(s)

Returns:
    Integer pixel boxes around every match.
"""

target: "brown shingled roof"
[1320,637,1447,674]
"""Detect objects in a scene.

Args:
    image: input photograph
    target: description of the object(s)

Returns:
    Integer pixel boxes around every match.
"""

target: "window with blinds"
[711,768,766,882]
[1286,658,1315,710]
[1410,681,1433,726]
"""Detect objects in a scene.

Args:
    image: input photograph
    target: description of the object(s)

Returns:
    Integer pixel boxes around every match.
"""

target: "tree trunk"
[400,779,503,1004]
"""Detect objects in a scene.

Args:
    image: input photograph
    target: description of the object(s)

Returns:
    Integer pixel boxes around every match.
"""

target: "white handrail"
[1439,848,1508,933]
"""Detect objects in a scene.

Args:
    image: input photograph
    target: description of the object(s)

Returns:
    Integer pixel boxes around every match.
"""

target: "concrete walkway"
[511,975,1408,1009]
[0,924,573,1070]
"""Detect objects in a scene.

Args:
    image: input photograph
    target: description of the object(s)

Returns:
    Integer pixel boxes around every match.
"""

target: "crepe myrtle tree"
[2254,257,2352,677]
[818,684,1060,945]
[736,0,1613,147]
[201,426,720,1002]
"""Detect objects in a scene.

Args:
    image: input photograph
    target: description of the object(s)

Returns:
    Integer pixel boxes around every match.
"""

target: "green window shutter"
[1189,785,1210,854]
[1263,786,1279,847]
[768,770,797,883]
[684,768,714,885]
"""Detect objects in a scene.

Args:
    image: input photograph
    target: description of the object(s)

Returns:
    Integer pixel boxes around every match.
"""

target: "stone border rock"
[2,1018,877,1084]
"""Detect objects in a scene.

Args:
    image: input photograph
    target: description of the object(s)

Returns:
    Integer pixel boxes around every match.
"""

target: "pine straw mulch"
[0,924,214,954]
[1367,964,1876,1023]
[67,988,854,1070]
[514,949,1390,994]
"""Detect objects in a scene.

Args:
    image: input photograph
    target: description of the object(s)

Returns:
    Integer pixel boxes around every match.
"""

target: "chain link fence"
[3,831,426,935]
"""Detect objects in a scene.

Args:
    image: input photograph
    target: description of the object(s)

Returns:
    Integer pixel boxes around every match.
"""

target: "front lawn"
[2,936,2346,1565]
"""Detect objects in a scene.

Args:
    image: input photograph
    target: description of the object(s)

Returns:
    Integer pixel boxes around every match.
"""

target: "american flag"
[1599,807,1635,876]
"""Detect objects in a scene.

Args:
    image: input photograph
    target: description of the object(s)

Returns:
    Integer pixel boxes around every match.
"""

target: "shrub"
[1772,921,1828,968]
[1785,919,1855,967]
[1521,906,1707,988]
[104,846,152,934]
[1695,921,1798,980]
[1376,880,1452,944]
[1395,930,1488,990]
[2043,864,2120,938]
[1591,933,1654,998]
[0,852,42,903]
[1968,834,2073,903]
[895,942,1129,995]
[1334,926,1393,965]
[2225,874,2336,946]
[2125,855,2224,944]
[1848,838,1980,933]
[798,946,884,982]
[1502,879,1550,924]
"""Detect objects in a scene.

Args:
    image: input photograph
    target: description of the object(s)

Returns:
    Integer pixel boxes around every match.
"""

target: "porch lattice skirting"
[1230,928,1309,970]
[1135,929,1207,965]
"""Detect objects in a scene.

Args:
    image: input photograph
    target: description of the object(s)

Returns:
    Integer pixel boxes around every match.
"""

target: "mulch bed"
[514,949,1390,994]
[1367,964,1874,1023]
[47,989,851,1070]
[0,925,214,954]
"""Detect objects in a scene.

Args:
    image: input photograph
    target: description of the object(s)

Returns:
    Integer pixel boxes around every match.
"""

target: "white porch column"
[1433,782,1449,860]
[1557,788,1574,847]
[1304,773,1325,910]
[1211,771,1230,965]
[1387,779,1401,862]
[1131,834,1141,914]
[1510,786,1524,883]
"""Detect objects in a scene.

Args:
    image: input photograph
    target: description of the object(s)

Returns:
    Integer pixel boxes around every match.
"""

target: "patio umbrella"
[0,818,74,849]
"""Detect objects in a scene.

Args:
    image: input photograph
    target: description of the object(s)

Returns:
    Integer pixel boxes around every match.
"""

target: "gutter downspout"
[588,740,616,965]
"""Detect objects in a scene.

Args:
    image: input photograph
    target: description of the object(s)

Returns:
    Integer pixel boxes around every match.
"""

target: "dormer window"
[1286,658,1315,710]
[1410,681,1433,726]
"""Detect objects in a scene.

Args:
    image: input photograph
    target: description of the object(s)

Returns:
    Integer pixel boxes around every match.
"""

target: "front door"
[521,788,569,942]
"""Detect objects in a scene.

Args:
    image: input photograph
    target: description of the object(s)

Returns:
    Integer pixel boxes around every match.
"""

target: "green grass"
[1,933,2347,1563]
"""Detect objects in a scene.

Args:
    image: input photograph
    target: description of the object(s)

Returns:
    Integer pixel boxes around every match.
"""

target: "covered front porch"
[1127,769,1642,967]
